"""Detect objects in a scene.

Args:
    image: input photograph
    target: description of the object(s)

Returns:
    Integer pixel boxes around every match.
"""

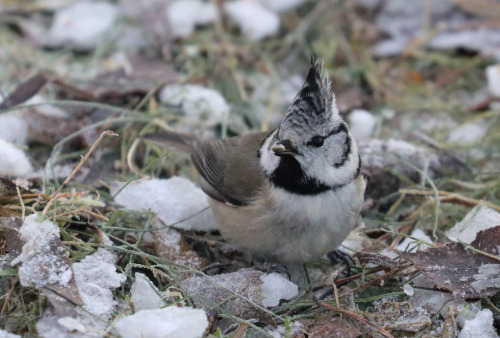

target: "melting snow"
[114,307,208,338]
[14,214,71,289]
[348,109,377,141]
[224,0,280,41]
[458,309,499,338]
[260,273,299,307]
[0,139,33,177]
[446,204,500,244]
[113,177,218,231]
[130,273,165,311]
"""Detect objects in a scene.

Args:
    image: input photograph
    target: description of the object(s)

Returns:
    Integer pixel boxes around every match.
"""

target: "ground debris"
[375,301,432,333]
[400,226,500,299]
[151,217,207,271]
[181,269,298,325]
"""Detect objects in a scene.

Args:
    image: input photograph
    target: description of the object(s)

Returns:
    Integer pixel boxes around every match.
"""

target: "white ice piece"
[381,228,433,259]
[159,84,228,129]
[72,248,126,321]
[446,204,500,244]
[224,0,280,41]
[486,64,500,98]
[167,0,216,38]
[14,214,72,289]
[130,273,165,311]
[0,113,28,145]
[0,139,33,177]
[258,0,307,13]
[57,317,86,334]
[402,284,415,296]
[260,273,299,307]
[114,307,208,338]
[348,109,377,141]
[458,309,499,338]
[0,329,21,338]
[113,177,219,231]
[48,1,118,48]
[448,122,487,144]
[25,95,69,118]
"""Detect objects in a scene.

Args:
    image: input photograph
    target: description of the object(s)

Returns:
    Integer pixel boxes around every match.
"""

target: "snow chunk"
[159,84,228,129]
[0,113,28,145]
[470,264,500,294]
[359,138,443,179]
[14,214,72,289]
[36,308,89,338]
[131,273,165,311]
[167,0,216,38]
[402,284,414,296]
[48,1,119,49]
[458,309,499,338]
[381,228,433,259]
[486,64,500,98]
[259,0,307,13]
[0,139,33,177]
[114,307,208,338]
[448,122,488,144]
[73,248,126,320]
[0,329,21,338]
[260,273,299,307]
[348,109,377,141]
[225,0,280,41]
[446,204,500,244]
[25,95,69,118]
[113,178,218,231]
[57,317,86,333]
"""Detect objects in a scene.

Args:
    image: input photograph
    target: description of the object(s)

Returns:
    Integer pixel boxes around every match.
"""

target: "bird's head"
[260,58,360,192]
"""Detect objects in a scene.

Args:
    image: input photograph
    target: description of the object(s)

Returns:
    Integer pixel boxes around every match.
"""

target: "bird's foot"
[253,256,291,280]
[327,249,355,275]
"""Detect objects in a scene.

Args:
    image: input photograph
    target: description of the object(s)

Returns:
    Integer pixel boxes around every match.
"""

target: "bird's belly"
[209,180,363,263]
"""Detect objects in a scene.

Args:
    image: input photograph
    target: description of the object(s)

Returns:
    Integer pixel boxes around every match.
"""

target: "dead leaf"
[23,110,91,147]
[470,226,500,255]
[0,73,47,110]
[50,57,178,105]
[399,226,500,299]
[453,0,500,19]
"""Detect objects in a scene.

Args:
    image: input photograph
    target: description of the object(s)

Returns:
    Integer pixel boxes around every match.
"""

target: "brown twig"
[315,300,395,338]
[42,130,118,215]
[1,276,19,315]
[399,189,500,212]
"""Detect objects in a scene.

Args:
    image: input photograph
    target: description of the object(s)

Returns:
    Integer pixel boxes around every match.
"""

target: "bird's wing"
[191,131,270,206]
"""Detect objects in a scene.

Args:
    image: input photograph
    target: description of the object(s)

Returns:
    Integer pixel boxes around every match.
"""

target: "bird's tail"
[141,131,198,155]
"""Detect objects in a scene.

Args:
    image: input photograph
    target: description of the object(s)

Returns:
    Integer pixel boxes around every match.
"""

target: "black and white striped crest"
[279,58,338,138]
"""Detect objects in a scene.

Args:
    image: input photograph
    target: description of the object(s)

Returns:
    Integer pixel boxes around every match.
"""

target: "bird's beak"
[271,139,299,156]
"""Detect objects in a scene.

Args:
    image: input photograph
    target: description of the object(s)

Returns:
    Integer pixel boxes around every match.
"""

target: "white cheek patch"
[308,136,360,186]
[259,130,280,176]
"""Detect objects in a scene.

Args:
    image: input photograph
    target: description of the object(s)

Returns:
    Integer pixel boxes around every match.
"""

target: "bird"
[144,58,366,266]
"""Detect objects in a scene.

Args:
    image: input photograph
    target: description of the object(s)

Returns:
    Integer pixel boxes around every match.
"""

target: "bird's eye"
[309,135,325,147]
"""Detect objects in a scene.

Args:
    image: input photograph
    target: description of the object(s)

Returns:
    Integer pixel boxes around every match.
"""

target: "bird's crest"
[280,58,337,134]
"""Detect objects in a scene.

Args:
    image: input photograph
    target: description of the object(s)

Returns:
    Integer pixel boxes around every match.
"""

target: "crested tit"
[145,58,366,264]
